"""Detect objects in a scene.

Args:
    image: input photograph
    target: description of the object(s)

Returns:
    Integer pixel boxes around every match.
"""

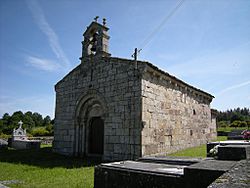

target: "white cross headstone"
[18,120,23,129]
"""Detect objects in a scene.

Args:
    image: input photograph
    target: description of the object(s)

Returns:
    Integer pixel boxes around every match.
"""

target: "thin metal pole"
[134,48,138,69]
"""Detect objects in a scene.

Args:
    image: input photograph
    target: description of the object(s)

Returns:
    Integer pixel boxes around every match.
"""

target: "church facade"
[53,18,217,161]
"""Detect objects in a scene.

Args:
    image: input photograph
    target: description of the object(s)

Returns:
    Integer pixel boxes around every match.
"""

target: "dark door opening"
[88,117,104,155]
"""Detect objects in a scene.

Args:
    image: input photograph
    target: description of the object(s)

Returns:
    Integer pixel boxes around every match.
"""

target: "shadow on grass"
[0,147,100,169]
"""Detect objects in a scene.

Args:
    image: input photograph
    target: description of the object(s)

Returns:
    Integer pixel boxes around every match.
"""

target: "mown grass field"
[0,147,95,188]
[168,136,227,158]
[0,136,227,188]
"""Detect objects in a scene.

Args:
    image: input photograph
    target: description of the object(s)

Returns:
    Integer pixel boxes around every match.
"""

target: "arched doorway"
[88,117,104,154]
[74,92,107,158]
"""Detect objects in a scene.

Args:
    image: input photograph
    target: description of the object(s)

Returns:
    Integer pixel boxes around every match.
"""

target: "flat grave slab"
[94,160,187,188]
[100,160,186,175]
[185,159,236,172]
[138,156,202,165]
[94,158,238,188]
[184,159,237,188]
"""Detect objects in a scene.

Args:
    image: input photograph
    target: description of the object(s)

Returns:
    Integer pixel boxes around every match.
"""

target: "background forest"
[0,107,249,137]
[217,107,250,129]
[0,111,53,137]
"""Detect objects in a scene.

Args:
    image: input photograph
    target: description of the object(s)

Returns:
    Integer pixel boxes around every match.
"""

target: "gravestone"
[227,129,244,140]
[207,140,250,157]
[218,145,250,160]
[11,121,41,150]
[0,139,8,149]
[94,157,237,188]
[12,121,27,141]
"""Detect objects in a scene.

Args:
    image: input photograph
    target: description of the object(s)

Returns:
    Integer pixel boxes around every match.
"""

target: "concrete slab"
[94,157,243,188]
[95,160,186,188]
[138,156,202,165]
[184,159,237,188]
[101,160,186,175]
[185,159,236,172]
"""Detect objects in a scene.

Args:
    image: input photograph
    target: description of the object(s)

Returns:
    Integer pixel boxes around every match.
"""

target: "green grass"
[217,126,248,132]
[0,147,95,188]
[41,144,52,148]
[0,136,229,187]
[168,136,227,158]
[168,144,207,158]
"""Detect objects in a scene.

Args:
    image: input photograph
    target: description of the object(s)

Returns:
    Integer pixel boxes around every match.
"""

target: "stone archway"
[74,92,107,157]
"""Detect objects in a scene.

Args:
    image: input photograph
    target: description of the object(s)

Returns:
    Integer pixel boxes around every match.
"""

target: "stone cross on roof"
[94,16,99,22]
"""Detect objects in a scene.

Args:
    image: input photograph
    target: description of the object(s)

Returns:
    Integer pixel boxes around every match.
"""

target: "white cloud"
[164,41,250,78]
[26,0,70,70]
[26,56,61,72]
[216,80,250,96]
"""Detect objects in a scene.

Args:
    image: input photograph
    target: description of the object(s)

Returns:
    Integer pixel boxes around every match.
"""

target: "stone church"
[53,18,217,161]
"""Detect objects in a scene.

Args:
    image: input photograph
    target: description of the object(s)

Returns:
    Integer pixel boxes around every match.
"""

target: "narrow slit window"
[193,109,196,115]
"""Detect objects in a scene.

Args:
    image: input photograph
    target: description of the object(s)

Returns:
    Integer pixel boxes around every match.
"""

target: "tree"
[43,115,51,126]
[217,108,250,123]
[2,113,10,125]
[23,115,35,131]
[10,111,24,126]
[32,112,43,127]
[0,119,3,134]
[0,111,54,136]
[231,113,243,122]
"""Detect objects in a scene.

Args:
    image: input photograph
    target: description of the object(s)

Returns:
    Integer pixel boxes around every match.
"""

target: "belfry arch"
[74,93,107,158]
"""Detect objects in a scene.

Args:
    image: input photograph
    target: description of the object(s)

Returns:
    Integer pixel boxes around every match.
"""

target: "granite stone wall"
[53,57,142,161]
[141,67,216,156]
[54,56,216,160]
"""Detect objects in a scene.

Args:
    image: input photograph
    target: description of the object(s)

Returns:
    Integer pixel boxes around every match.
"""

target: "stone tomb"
[207,140,250,157]
[227,129,245,140]
[10,121,41,150]
[94,157,236,188]
[218,144,250,160]
[94,141,250,188]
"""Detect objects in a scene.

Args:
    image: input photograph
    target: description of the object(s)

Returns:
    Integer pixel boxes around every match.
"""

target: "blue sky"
[0,0,250,118]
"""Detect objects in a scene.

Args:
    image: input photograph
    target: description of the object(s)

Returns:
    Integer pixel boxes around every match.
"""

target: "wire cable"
[138,0,186,51]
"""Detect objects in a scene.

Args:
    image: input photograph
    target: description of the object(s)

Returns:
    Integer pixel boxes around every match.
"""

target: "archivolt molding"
[75,89,108,122]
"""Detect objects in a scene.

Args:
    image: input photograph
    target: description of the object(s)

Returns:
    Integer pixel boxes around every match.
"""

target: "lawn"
[0,147,95,188]
[168,136,227,158]
[0,136,227,187]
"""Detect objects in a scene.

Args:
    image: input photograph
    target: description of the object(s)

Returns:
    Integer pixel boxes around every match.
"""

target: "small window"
[193,109,196,115]
[190,130,193,136]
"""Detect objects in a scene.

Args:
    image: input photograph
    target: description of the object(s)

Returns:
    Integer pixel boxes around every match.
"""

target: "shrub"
[30,127,50,136]
[218,121,228,128]
[230,121,240,128]
[239,121,247,127]
[0,133,11,139]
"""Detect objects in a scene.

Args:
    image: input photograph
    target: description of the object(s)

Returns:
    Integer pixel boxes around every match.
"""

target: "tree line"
[217,107,250,128]
[0,111,54,136]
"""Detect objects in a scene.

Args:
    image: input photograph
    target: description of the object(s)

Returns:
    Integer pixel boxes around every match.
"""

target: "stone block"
[94,161,184,188]
[184,160,236,188]
[218,145,250,160]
